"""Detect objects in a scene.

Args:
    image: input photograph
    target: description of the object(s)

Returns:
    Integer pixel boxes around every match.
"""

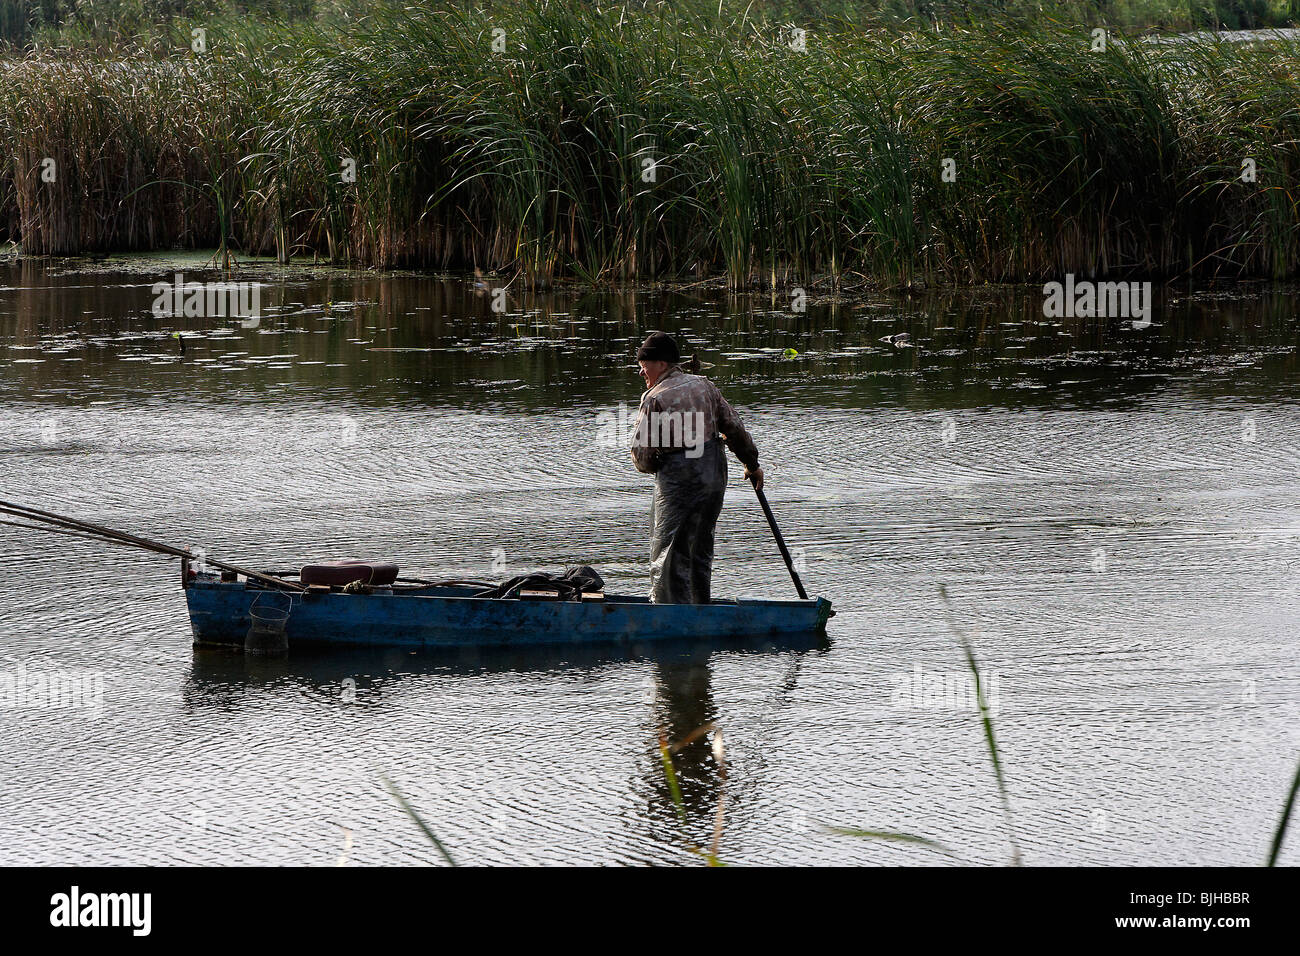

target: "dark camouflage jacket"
[630,367,760,473]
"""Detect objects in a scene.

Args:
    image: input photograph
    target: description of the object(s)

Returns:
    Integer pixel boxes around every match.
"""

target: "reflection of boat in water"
[183,614,829,860]
[183,631,831,708]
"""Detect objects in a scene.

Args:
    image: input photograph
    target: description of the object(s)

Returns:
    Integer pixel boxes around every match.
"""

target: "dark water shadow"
[182,632,829,709]
[182,633,828,853]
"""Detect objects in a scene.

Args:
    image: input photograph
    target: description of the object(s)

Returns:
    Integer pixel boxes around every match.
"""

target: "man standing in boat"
[631,331,763,605]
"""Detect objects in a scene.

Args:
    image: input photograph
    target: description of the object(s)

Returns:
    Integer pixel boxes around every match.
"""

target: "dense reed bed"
[6,0,1296,49]
[1,2,1298,287]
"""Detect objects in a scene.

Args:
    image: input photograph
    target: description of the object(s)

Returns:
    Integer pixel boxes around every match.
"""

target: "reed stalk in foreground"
[1266,756,1300,866]
[382,774,459,866]
[938,584,1023,866]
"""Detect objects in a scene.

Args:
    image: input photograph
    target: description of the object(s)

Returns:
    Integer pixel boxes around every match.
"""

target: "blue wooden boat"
[3,496,830,651]
[183,569,834,650]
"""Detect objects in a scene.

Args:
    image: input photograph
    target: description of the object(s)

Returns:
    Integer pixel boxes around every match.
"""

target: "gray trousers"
[649,439,727,604]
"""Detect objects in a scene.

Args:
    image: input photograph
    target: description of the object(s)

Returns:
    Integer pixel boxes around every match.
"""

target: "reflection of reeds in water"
[2,5,1298,286]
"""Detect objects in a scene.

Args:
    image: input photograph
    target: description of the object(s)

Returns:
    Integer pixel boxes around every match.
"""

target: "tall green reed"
[1267,756,1299,866]
[1,3,1296,286]
[938,583,1022,866]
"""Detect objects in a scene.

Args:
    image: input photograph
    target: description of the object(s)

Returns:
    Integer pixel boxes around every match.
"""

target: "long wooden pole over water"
[0,499,304,592]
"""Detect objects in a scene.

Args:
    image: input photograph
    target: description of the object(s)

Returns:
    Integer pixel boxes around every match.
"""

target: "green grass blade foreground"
[1267,756,1300,866]
[938,584,1023,866]
[381,774,459,867]
[825,826,954,855]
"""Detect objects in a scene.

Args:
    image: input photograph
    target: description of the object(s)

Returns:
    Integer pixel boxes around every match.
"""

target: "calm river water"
[1,254,1297,865]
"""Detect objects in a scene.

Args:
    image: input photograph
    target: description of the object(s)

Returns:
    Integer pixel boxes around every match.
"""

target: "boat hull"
[184,579,833,649]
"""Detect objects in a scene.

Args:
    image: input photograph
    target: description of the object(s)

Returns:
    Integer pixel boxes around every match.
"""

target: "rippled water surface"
[1,256,1297,865]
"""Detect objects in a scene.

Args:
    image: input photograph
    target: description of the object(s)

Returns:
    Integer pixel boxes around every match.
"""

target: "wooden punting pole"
[0,499,304,592]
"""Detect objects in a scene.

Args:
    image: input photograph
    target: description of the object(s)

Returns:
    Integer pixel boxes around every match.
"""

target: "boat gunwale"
[186,576,829,610]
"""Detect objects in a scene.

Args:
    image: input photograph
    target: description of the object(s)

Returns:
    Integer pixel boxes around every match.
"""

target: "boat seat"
[301,560,399,587]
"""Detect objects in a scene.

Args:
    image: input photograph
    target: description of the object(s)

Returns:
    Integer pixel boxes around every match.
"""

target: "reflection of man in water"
[630,331,764,605]
[647,656,721,833]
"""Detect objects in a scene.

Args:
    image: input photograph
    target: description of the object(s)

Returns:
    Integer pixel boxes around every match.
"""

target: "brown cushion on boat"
[301,560,399,587]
